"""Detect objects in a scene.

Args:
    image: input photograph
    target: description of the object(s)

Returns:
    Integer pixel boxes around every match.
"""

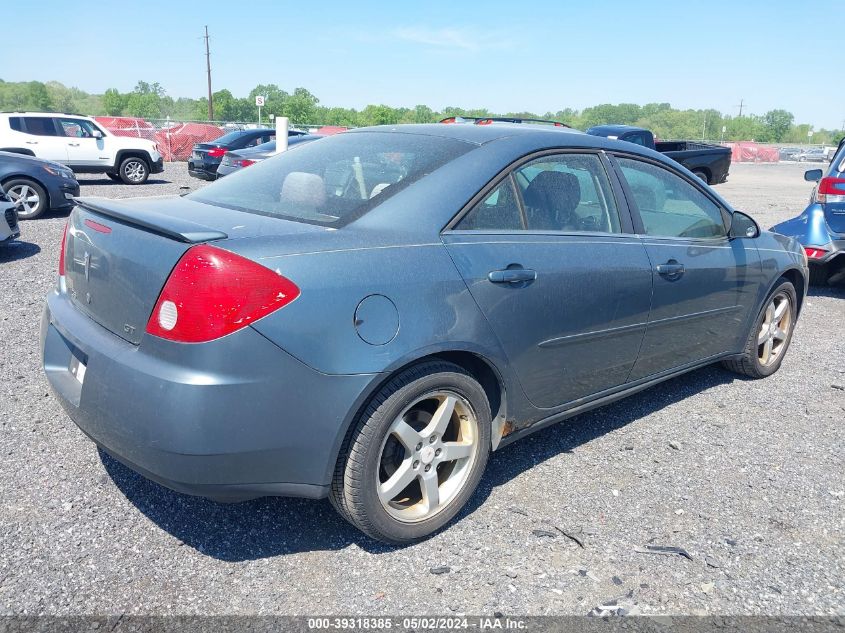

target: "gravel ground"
[0,162,843,616]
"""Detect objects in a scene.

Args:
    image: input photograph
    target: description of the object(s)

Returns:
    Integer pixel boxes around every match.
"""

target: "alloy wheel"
[123,160,147,183]
[7,184,40,217]
[377,391,479,523]
[757,291,792,366]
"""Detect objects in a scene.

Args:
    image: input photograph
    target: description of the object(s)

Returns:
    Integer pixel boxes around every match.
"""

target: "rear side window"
[9,117,23,132]
[21,117,58,136]
[188,132,473,227]
[458,177,524,230]
[616,157,726,239]
[514,154,621,233]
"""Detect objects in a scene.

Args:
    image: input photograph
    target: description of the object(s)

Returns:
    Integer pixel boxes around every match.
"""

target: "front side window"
[513,154,621,233]
[616,157,727,239]
[57,118,101,138]
[21,117,58,136]
[188,132,473,227]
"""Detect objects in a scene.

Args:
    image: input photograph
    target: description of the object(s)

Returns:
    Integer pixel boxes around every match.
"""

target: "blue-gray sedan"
[41,123,808,543]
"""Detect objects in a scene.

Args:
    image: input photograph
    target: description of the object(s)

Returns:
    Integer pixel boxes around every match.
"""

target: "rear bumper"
[41,290,379,501]
[187,158,219,180]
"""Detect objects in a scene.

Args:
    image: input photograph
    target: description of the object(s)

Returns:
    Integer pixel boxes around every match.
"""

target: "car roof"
[344,123,668,158]
[0,111,92,118]
[348,122,587,145]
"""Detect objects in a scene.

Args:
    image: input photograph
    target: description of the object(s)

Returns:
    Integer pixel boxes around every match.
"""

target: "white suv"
[0,112,163,184]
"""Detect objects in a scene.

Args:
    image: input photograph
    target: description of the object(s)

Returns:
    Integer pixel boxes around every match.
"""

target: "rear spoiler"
[77,198,228,243]
[440,116,571,128]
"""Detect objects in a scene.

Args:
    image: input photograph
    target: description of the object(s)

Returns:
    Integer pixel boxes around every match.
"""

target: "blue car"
[772,137,845,285]
[41,123,807,543]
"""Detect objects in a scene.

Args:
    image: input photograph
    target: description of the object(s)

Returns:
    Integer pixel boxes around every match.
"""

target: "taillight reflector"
[58,221,69,277]
[236,159,256,168]
[145,244,299,343]
[84,218,112,234]
[804,246,828,259]
[207,147,227,158]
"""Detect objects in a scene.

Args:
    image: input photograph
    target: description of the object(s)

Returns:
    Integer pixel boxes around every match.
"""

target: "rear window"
[188,132,473,227]
[213,130,265,145]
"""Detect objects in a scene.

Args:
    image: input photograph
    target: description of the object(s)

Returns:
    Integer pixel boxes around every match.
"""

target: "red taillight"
[816,177,845,203]
[440,117,456,124]
[146,245,300,343]
[207,147,227,158]
[476,119,493,125]
[235,159,256,168]
[804,246,828,259]
[58,221,69,277]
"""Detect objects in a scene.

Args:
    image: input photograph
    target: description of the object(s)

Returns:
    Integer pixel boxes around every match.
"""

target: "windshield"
[188,132,473,226]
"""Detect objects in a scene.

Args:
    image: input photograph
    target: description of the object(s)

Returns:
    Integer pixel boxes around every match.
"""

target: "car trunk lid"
[65,196,325,344]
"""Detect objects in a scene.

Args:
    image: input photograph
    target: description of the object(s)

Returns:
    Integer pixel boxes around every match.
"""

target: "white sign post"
[255,95,265,125]
[275,116,289,154]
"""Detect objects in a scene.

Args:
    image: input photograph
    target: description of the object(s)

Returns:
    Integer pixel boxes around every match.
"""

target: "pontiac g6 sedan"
[41,123,808,543]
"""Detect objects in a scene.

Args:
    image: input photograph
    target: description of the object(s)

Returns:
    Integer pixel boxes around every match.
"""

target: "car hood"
[0,150,70,172]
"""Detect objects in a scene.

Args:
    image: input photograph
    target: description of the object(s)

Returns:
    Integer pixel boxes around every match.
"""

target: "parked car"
[216,135,323,177]
[0,112,163,184]
[771,137,845,285]
[586,125,731,185]
[0,151,80,219]
[188,129,306,180]
[794,147,829,163]
[778,147,803,161]
[42,123,808,544]
[0,190,19,245]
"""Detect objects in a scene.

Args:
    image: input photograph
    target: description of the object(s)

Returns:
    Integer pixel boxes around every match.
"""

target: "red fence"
[721,142,780,163]
[94,118,349,161]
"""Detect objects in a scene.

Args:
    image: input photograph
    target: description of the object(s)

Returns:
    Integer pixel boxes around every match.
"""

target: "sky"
[2,0,842,129]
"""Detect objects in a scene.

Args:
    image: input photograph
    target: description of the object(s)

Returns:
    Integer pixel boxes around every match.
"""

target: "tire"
[118,156,150,184]
[722,280,797,379]
[106,172,122,182]
[3,178,48,219]
[331,361,491,544]
[808,264,829,286]
[693,170,709,184]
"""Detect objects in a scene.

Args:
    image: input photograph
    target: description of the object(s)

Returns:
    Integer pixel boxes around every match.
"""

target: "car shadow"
[808,282,845,297]
[0,240,40,262]
[101,365,735,561]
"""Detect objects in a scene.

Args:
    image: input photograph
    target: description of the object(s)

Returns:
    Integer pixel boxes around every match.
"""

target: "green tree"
[102,88,127,115]
[762,109,794,142]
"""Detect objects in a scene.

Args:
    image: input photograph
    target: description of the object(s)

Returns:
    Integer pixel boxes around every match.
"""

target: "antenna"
[204,26,213,121]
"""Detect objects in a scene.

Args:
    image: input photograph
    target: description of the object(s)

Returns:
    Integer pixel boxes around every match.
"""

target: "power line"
[204,26,213,121]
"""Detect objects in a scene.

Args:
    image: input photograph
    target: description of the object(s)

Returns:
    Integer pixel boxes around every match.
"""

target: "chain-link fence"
[93,116,348,161]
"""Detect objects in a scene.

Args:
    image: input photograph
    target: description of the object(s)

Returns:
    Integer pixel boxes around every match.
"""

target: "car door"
[17,116,68,162]
[442,151,653,409]
[612,155,760,380]
[57,118,108,167]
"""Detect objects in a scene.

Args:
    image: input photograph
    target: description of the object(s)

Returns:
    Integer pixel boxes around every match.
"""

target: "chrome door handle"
[488,269,537,284]
[68,142,80,147]
[656,261,685,280]
[25,141,38,145]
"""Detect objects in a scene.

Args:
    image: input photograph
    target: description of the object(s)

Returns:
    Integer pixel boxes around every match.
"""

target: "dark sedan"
[188,128,305,180]
[0,151,80,219]
[42,123,807,544]
[216,135,323,177]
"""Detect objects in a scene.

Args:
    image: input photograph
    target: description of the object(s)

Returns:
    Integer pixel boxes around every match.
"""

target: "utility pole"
[204,26,213,121]
[736,99,745,117]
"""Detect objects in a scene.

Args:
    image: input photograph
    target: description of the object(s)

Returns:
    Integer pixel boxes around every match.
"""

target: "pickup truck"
[586,125,731,185]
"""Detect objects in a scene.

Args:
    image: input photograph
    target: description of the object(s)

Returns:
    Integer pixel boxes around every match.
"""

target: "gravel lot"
[1,162,843,616]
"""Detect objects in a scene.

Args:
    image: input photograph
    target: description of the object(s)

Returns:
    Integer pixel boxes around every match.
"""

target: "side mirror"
[729,210,760,239]
[804,169,823,182]
[92,130,103,139]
